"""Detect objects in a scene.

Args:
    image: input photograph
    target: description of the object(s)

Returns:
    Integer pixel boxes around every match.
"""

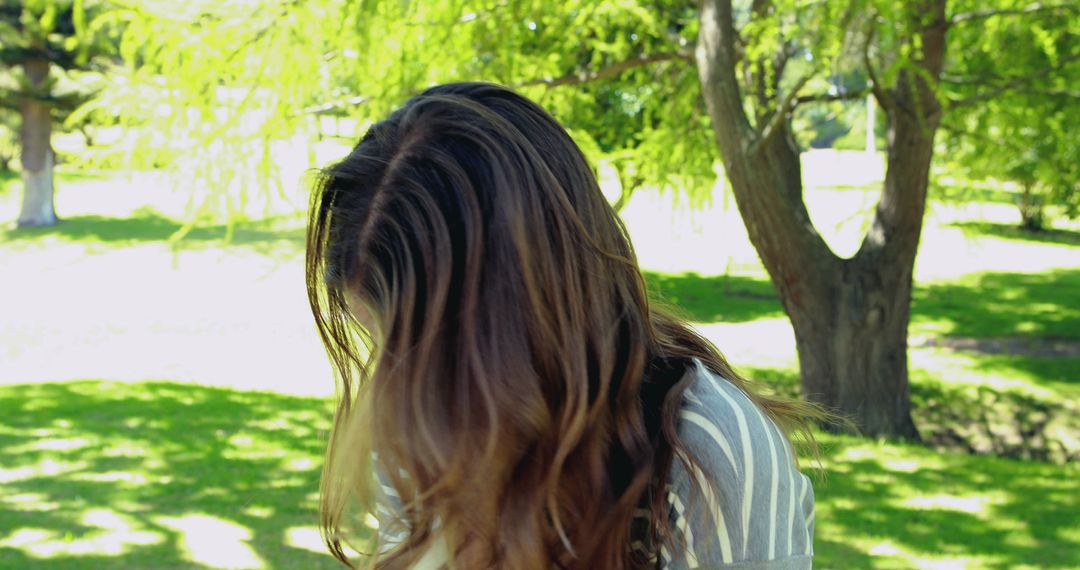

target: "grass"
[744,358,1079,464]
[2,162,1079,568]
[1,381,1074,569]
[642,271,785,323]
[3,210,305,256]
[928,183,1020,206]
[953,222,1080,247]
[0,381,346,569]
[810,434,1079,569]
[645,268,1080,341]
[912,269,1080,339]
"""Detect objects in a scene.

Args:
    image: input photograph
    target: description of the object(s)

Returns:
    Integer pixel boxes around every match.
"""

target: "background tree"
[319,0,944,437]
[938,4,1079,230]
[115,0,1076,438]
[0,0,118,227]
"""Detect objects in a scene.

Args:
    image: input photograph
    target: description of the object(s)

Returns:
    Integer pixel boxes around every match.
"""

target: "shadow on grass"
[642,271,784,323]
[0,381,1075,569]
[811,434,1079,568]
[952,221,1080,247]
[929,183,1018,205]
[970,354,1080,390]
[0,381,350,569]
[3,211,306,254]
[912,379,1079,464]
[642,269,1080,342]
[743,364,1080,464]
[912,269,1080,340]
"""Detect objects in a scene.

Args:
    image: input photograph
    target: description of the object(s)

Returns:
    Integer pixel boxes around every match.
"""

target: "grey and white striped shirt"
[374,359,815,569]
[655,359,814,569]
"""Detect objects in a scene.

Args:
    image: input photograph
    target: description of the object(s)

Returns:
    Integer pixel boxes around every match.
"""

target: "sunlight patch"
[865,538,982,569]
[101,442,151,458]
[224,432,290,461]
[286,457,315,471]
[155,513,266,569]
[284,526,326,555]
[2,492,60,512]
[284,526,359,559]
[243,505,275,518]
[879,458,922,472]
[70,470,170,486]
[909,350,1057,398]
[901,493,1004,517]
[0,458,88,484]
[1056,525,1080,545]
[0,509,162,558]
[254,418,292,431]
[269,476,306,488]
[26,437,93,452]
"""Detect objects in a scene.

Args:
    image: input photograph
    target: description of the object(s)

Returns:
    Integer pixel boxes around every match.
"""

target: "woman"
[306,82,822,569]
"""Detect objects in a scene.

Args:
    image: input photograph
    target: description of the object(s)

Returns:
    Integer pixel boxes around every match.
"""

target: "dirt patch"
[911,335,1080,358]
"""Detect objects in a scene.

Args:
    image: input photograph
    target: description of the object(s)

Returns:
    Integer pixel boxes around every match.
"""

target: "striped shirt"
[373,359,815,569]
[655,359,814,569]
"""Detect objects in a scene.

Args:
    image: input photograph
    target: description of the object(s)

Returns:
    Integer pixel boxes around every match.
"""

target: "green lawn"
[2,163,1079,568]
[646,265,1080,341]
[0,381,1074,569]
[810,434,1079,569]
[2,211,305,256]
[0,382,344,570]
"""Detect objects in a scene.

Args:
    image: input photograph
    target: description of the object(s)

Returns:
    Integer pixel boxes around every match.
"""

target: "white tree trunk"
[17,149,57,227]
[15,58,58,228]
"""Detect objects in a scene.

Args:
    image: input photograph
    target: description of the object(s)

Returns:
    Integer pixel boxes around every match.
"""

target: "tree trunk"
[793,258,920,438]
[696,0,946,438]
[1018,182,1044,231]
[611,162,641,213]
[16,59,58,228]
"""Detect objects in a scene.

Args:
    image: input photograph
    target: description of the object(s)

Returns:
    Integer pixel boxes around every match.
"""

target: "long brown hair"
[306,82,820,569]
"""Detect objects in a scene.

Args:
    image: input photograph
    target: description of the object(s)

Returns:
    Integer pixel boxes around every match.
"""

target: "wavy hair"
[306,82,821,569]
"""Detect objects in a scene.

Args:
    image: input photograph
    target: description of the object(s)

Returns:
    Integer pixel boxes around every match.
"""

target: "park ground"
[0,151,1077,569]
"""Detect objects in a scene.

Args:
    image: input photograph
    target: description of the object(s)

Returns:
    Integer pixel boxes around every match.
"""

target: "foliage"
[0,0,120,126]
[939,0,1080,229]
[95,0,723,234]
[82,0,367,237]
[94,0,1076,236]
[0,112,16,168]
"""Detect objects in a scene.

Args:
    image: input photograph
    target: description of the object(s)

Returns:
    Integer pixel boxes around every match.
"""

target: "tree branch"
[749,71,813,156]
[950,2,1078,24]
[863,15,892,111]
[515,51,692,88]
[300,52,694,116]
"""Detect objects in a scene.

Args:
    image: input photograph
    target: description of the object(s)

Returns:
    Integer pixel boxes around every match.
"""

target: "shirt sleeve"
[372,454,409,554]
[661,365,815,570]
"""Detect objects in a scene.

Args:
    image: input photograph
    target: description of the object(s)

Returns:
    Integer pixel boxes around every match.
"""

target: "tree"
[315,0,944,437]
[938,4,1079,230]
[119,0,1075,438]
[0,0,117,227]
[692,0,949,438]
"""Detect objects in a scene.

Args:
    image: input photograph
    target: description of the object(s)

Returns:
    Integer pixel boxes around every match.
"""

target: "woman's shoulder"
[660,359,815,569]
[673,360,786,457]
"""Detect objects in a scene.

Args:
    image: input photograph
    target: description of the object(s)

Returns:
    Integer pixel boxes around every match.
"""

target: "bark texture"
[16,58,58,228]
[696,0,948,438]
